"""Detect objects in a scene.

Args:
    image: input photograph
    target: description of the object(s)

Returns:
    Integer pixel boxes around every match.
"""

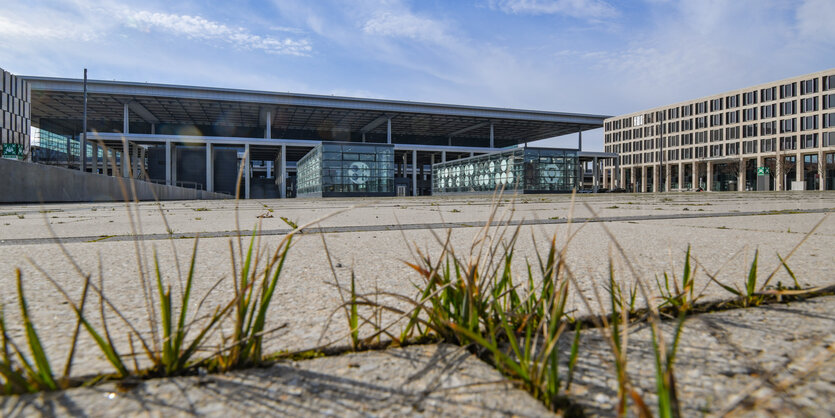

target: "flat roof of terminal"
[24,76,608,150]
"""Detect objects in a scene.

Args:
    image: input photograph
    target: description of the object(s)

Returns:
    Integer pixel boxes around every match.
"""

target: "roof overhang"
[24,76,608,147]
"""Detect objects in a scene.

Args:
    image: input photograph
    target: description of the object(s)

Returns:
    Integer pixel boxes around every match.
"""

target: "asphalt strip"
[0,208,831,246]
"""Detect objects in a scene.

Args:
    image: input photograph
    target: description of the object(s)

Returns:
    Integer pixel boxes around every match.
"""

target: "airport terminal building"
[1,68,611,199]
[603,69,835,192]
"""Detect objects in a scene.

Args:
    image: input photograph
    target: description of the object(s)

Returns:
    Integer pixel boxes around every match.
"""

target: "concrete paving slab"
[566,295,835,417]
[1,343,553,417]
[1,192,834,241]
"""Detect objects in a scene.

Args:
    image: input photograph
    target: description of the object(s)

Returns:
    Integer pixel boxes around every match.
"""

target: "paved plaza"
[1,191,833,415]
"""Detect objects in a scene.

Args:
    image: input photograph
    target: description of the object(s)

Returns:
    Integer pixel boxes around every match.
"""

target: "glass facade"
[296,142,395,197]
[432,147,579,194]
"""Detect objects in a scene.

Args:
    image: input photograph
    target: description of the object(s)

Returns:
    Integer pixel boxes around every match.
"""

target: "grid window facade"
[1,67,31,159]
[603,69,835,192]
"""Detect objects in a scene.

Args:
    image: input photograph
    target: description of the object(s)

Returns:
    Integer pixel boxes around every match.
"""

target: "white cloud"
[124,10,312,56]
[0,1,311,57]
[362,10,452,44]
[488,0,617,19]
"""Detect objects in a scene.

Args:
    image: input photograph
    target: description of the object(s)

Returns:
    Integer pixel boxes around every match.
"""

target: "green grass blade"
[174,238,199,358]
[746,250,759,297]
[350,272,359,349]
[154,251,173,369]
[777,254,801,289]
[16,269,57,391]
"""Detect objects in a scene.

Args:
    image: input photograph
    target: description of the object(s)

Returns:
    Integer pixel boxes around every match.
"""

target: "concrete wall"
[0,158,231,203]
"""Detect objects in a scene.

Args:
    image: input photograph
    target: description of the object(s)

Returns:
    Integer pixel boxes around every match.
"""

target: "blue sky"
[2,0,834,150]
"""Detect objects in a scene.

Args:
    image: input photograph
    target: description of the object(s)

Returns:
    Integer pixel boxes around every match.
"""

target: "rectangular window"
[801,115,818,131]
[761,137,776,152]
[761,120,777,135]
[801,97,818,113]
[800,115,818,131]
[743,107,757,121]
[780,100,797,116]
[743,140,758,154]
[711,98,723,112]
[800,133,818,149]
[725,126,740,140]
[681,147,692,159]
[710,144,723,157]
[743,124,758,138]
[823,94,835,109]
[743,91,757,105]
[681,104,693,117]
[726,142,739,155]
[681,133,693,145]
[695,131,708,144]
[780,136,797,150]
[780,82,797,98]
[824,75,835,91]
[710,128,723,142]
[800,78,818,95]
[780,118,797,133]
[726,94,739,108]
[696,101,708,115]
[823,132,835,147]
[761,103,776,118]
[681,118,692,131]
[761,86,777,101]
[710,114,723,126]
[824,113,835,128]
[695,116,708,129]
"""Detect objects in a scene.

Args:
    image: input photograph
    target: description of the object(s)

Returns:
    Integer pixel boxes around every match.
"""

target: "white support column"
[151,124,156,135]
[122,103,130,177]
[165,139,172,186]
[819,150,826,191]
[131,144,140,178]
[265,111,272,139]
[266,161,272,179]
[738,158,746,191]
[678,162,684,191]
[664,163,671,192]
[470,152,474,158]
[756,155,764,191]
[412,149,417,196]
[362,132,366,143]
[641,166,647,193]
[706,162,713,192]
[652,165,659,193]
[441,151,446,163]
[279,145,287,199]
[387,118,392,144]
[693,162,699,191]
[122,142,130,177]
[244,144,251,199]
[592,157,599,192]
[205,143,213,192]
[796,152,803,187]
[489,122,494,148]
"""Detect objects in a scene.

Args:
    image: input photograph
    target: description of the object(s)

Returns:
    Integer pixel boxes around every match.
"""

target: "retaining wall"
[0,158,231,203]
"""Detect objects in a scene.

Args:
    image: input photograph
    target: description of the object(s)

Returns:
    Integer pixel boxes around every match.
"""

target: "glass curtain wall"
[296,142,395,197]
[432,147,578,194]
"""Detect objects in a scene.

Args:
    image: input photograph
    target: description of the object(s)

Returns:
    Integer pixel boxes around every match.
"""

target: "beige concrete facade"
[604,68,835,192]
